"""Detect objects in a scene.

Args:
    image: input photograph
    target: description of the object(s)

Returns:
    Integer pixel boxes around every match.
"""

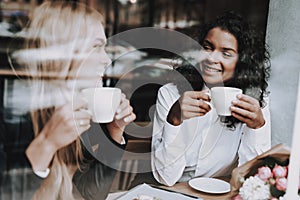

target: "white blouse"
[151,83,271,186]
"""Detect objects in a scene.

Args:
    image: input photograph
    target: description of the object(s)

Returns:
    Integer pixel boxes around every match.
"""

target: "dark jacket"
[0,109,125,200]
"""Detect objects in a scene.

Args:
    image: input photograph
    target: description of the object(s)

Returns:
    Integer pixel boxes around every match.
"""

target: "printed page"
[116,183,202,200]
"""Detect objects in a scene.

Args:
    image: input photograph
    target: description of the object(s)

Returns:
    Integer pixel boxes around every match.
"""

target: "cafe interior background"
[1,0,300,193]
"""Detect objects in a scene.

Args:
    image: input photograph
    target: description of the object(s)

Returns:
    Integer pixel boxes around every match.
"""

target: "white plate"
[188,177,230,194]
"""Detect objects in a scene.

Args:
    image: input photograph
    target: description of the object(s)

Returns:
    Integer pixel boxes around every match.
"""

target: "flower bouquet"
[230,144,300,200]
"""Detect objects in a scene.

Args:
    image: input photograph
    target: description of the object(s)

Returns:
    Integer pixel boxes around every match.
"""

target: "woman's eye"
[223,51,232,57]
[203,45,212,51]
[93,44,103,52]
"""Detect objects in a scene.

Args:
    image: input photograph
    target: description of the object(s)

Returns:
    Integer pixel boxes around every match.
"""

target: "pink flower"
[276,177,288,191]
[272,165,287,178]
[256,166,273,181]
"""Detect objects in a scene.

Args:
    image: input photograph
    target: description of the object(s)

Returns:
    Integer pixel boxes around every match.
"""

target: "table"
[107,181,234,200]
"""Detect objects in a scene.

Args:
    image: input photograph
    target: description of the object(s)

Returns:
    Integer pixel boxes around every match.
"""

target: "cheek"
[74,58,98,75]
[86,54,98,64]
[224,59,238,73]
[220,60,237,82]
[198,50,208,60]
[68,60,82,75]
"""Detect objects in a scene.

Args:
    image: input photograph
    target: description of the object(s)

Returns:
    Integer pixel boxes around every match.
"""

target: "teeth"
[205,66,221,72]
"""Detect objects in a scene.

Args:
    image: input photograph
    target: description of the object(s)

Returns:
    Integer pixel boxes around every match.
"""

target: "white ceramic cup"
[210,87,242,116]
[81,87,121,123]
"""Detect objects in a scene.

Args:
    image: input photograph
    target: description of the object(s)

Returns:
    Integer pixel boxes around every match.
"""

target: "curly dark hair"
[173,11,271,127]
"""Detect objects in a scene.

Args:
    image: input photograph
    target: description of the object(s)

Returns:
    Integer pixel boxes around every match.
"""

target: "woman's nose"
[207,51,221,63]
[102,52,112,68]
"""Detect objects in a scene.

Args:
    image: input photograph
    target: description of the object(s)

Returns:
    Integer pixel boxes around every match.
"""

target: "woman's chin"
[69,79,102,90]
[203,77,225,87]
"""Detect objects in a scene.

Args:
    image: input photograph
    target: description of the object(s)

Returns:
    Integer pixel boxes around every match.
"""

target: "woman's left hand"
[230,94,265,129]
[106,93,136,143]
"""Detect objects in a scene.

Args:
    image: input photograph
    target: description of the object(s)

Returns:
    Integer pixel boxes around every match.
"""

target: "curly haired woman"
[152,11,271,186]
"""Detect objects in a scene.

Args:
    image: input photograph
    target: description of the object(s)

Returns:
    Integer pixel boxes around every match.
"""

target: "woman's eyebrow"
[203,39,237,53]
[203,40,213,46]
[223,47,237,53]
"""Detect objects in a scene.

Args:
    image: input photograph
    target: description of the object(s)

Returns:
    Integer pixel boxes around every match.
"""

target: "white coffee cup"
[81,87,121,123]
[210,87,242,116]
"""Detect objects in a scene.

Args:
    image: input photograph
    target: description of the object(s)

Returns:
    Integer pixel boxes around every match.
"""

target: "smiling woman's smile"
[202,64,223,73]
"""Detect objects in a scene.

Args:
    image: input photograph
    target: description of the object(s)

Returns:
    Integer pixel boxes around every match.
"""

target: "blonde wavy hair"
[18,1,104,199]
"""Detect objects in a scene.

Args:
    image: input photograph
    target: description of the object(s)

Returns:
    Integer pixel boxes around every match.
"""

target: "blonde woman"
[0,1,135,199]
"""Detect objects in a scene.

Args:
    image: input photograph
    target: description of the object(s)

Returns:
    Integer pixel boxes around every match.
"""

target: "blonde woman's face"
[73,23,111,89]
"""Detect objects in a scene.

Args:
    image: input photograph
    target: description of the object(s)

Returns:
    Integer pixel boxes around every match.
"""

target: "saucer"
[188,177,230,194]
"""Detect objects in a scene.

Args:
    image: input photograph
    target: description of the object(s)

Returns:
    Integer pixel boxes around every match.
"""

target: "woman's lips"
[203,65,222,73]
[95,69,104,77]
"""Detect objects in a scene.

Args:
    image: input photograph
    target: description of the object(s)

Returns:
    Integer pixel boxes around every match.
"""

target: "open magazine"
[115,183,202,200]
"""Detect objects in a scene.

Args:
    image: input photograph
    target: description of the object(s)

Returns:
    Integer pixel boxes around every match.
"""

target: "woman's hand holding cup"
[106,93,136,143]
[200,87,265,129]
[26,97,91,172]
[230,94,265,129]
[81,87,136,144]
[167,89,211,126]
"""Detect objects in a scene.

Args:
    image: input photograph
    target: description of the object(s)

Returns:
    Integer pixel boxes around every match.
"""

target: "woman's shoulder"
[158,83,179,95]
[157,83,181,103]
[160,83,177,90]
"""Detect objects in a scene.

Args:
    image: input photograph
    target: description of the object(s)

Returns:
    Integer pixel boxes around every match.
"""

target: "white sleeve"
[238,97,271,165]
[151,84,187,186]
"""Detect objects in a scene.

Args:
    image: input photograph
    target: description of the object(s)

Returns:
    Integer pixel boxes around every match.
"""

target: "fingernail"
[115,115,121,120]
[124,117,130,123]
[205,92,211,98]
[116,108,121,114]
[203,100,212,107]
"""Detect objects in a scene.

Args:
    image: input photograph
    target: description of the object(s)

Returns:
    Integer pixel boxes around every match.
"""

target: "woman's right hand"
[42,98,92,151]
[167,90,211,126]
[26,98,91,171]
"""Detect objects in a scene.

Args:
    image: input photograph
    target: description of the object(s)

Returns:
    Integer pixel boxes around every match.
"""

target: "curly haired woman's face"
[199,27,238,85]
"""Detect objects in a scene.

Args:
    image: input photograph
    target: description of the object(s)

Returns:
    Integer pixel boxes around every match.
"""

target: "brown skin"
[167,90,211,126]
[167,27,265,129]
[231,94,265,129]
